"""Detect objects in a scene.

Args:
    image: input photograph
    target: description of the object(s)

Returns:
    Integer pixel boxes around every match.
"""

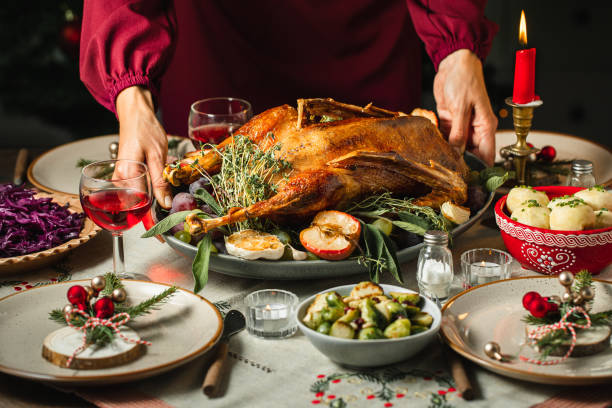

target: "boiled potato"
[574,187,612,211]
[507,186,549,214]
[511,204,550,229]
[594,209,612,229]
[549,203,595,231]
[548,195,576,209]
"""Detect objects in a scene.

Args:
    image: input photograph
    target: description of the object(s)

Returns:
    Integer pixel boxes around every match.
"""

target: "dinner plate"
[0,280,222,385]
[160,153,494,279]
[441,276,612,385]
[495,130,612,186]
[27,135,193,196]
[0,191,100,275]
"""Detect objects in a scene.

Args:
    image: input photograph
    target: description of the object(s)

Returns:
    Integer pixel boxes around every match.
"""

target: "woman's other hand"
[434,49,498,166]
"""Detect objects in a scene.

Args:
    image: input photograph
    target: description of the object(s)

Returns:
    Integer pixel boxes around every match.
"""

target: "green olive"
[209,242,218,253]
[174,230,191,243]
[371,218,393,236]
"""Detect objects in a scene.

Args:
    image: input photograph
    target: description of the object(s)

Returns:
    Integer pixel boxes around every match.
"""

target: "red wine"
[189,123,241,145]
[82,189,151,232]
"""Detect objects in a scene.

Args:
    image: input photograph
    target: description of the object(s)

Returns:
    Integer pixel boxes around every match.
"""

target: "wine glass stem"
[112,233,125,275]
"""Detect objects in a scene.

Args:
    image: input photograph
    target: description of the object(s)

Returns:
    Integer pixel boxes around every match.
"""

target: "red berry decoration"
[522,291,541,310]
[67,285,88,306]
[537,145,556,162]
[93,297,115,319]
[545,299,559,313]
[529,298,549,318]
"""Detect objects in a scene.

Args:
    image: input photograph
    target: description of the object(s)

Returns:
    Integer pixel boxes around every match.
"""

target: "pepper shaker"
[567,160,596,188]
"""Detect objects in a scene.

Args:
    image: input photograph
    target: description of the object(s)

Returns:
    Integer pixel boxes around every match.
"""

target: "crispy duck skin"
[165,99,470,233]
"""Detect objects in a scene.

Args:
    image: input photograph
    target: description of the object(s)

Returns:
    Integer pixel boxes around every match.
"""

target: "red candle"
[512,10,536,104]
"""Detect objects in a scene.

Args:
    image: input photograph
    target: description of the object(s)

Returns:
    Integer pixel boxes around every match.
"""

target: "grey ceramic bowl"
[296,284,441,367]
[158,153,493,280]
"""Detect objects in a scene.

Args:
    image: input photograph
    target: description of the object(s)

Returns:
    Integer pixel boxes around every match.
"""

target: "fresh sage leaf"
[398,212,432,231]
[193,188,223,216]
[192,234,212,293]
[485,172,512,192]
[141,210,193,238]
[392,220,427,236]
[359,222,403,284]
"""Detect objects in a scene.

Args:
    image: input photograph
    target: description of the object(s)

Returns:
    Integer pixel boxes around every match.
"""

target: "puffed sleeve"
[406,0,498,70]
[79,0,176,115]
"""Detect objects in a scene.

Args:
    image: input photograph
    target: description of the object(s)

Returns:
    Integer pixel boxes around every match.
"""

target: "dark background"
[0,1,610,149]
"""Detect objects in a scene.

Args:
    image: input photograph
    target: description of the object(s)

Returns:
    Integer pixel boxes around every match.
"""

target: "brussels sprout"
[303,293,331,329]
[338,307,360,323]
[389,292,421,305]
[411,312,434,327]
[325,292,346,309]
[384,318,412,338]
[359,298,386,329]
[329,321,355,339]
[321,306,343,322]
[317,321,331,335]
[358,327,385,340]
[410,325,429,335]
[374,300,392,322]
[385,301,408,320]
[402,304,421,316]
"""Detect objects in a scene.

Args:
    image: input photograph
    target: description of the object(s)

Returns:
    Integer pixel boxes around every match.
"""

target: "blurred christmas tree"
[0,1,115,137]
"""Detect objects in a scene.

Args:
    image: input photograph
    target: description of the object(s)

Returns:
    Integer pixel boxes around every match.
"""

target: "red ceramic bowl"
[494,186,612,275]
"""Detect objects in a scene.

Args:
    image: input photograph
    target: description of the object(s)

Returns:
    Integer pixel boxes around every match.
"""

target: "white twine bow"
[64,308,151,368]
[520,306,591,365]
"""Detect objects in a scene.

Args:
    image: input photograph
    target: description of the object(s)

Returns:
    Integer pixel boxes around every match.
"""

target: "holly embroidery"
[310,368,456,407]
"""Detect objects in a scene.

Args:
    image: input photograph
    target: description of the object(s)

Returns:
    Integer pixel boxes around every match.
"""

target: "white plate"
[496,130,612,186]
[441,276,612,385]
[0,280,222,384]
[27,135,193,196]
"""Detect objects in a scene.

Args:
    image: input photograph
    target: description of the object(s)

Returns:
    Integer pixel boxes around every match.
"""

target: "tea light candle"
[244,289,298,339]
[461,249,513,289]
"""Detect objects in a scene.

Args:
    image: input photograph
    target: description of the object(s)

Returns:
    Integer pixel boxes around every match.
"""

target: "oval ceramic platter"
[441,276,612,385]
[162,153,495,280]
[495,130,612,186]
[27,135,193,196]
[0,280,222,385]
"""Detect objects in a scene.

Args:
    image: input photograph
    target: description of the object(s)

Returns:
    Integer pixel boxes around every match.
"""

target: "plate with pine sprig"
[441,275,612,385]
[0,279,222,384]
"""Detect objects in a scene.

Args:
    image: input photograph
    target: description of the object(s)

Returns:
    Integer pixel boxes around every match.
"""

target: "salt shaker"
[416,230,454,304]
[567,160,596,188]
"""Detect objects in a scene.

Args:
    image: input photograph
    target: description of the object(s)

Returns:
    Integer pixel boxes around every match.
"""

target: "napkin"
[531,386,612,408]
[71,387,174,408]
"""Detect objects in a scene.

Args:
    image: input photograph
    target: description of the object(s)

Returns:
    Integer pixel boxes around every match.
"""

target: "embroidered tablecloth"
[1,215,611,408]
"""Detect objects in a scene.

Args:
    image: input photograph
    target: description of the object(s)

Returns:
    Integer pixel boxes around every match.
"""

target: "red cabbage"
[0,184,84,257]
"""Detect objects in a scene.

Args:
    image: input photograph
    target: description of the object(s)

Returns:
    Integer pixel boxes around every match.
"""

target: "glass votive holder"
[244,289,298,339]
[461,248,513,289]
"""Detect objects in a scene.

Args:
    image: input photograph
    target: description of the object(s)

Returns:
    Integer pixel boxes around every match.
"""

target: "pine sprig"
[115,286,177,318]
[98,273,124,298]
[572,270,593,295]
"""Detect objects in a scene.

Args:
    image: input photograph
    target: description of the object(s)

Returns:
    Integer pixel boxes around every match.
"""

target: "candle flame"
[265,304,271,311]
[480,261,486,267]
[519,10,528,45]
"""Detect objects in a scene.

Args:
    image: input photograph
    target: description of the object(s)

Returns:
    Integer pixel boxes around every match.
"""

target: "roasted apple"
[300,211,361,261]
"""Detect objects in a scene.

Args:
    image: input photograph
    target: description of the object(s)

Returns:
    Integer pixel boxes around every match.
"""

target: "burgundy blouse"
[80,0,497,137]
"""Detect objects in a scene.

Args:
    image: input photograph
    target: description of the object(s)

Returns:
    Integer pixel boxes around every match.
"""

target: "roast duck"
[163,98,469,233]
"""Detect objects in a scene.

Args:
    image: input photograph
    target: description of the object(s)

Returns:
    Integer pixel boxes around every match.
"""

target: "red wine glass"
[80,160,152,278]
[188,97,252,148]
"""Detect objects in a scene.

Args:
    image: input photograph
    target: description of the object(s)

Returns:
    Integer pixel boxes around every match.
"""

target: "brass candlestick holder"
[500,97,543,185]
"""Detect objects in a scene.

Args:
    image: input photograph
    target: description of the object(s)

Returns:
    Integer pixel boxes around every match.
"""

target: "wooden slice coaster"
[42,326,144,369]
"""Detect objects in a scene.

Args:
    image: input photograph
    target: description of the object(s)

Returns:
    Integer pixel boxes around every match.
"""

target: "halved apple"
[300,211,361,261]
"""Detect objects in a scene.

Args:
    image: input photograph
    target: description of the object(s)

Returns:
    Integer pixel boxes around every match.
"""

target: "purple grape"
[213,240,227,254]
[199,204,215,216]
[170,192,197,213]
[189,177,212,196]
[466,185,487,214]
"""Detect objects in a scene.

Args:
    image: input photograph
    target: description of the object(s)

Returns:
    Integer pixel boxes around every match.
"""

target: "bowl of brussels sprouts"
[296,282,440,367]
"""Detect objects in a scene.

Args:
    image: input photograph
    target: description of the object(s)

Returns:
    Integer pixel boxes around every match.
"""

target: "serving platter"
[27,135,192,196]
[0,191,100,275]
[160,153,494,280]
[441,276,612,385]
[495,130,612,186]
[0,280,223,385]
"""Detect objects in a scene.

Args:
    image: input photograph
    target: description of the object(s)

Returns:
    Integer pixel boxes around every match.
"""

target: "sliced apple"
[300,210,361,261]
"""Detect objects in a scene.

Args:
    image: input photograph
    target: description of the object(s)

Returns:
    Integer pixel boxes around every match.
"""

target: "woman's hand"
[434,49,498,166]
[116,86,173,209]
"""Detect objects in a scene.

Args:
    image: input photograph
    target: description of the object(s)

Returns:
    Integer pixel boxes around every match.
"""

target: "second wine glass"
[79,159,152,279]
[188,97,252,148]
